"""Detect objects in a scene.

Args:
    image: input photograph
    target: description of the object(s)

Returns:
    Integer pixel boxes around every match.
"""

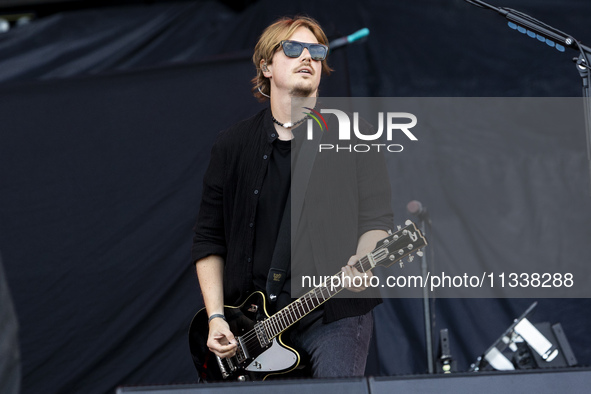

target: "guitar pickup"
[236,336,250,362]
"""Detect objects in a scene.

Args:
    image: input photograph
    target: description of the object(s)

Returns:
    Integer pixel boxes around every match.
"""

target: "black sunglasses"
[278,40,328,61]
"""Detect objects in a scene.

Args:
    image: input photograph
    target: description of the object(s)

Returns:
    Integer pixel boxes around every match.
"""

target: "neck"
[270,92,317,139]
[261,255,373,341]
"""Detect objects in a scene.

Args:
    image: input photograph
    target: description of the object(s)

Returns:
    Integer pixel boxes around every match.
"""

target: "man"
[192,16,393,378]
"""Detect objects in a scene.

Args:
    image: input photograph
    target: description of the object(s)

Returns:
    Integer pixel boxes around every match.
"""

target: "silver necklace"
[271,114,308,129]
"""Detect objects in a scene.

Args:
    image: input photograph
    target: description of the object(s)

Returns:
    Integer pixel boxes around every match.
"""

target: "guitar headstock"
[371,220,427,269]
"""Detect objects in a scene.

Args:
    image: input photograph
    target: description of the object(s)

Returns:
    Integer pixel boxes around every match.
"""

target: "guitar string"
[228,225,424,358]
[238,276,343,351]
[234,233,415,354]
[246,256,370,341]
[238,284,329,350]
[233,246,400,355]
[236,254,375,354]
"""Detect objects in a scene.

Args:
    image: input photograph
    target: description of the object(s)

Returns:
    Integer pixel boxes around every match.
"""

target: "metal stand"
[407,200,435,373]
[575,56,591,195]
[419,218,434,373]
[464,0,591,194]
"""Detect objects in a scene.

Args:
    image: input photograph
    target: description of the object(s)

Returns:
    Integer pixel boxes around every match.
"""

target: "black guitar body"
[188,223,427,382]
[189,291,300,381]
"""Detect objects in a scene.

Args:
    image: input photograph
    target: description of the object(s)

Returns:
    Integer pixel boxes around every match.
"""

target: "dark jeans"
[290,310,374,378]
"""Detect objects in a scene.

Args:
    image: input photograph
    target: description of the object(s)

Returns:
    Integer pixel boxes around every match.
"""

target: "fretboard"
[261,255,374,339]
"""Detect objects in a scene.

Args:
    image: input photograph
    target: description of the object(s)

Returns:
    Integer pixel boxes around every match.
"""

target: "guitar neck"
[259,221,425,342]
[261,255,375,340]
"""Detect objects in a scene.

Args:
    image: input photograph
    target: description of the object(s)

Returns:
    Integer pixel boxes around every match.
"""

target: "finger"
[346,255,358,266]
[211,346,236,359]
[341,268,361,291]
[342,266,372,292]
[207,339,237,356]
[215,344,237,358]
[219,327,236,344]
[209,320,237,344]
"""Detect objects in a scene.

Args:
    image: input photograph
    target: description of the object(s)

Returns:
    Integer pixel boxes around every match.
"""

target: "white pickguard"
[245,338,297,372]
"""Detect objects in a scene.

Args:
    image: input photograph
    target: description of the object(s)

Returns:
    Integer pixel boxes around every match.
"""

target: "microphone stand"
[465,0,591,194]
[419,217,434,374]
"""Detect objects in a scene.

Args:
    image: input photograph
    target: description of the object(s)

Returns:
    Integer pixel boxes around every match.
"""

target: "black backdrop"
[1,1,591,393]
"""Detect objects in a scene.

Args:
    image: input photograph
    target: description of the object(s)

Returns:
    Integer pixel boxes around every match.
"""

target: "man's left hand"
[341,255,372,292]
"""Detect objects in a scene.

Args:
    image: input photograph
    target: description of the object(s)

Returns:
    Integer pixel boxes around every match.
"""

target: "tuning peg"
[407,255,414,263]
[405,219,412,226]
[399,261,404,268]
[388,229,393,235]
[397,225,402,231]
[416,250,424,257]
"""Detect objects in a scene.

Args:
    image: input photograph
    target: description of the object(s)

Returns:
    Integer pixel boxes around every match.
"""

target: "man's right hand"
[207,317,237,358]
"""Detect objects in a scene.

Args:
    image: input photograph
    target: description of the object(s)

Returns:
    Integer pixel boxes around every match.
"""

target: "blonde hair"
[251,16,333,102]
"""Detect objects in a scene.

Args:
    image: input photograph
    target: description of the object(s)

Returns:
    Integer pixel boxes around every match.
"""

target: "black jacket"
[192,107,393,323]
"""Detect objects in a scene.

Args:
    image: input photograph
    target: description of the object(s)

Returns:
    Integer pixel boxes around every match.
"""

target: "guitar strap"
[266,120,321,306]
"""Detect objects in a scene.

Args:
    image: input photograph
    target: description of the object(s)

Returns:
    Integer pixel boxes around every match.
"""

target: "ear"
[260,59,271,78]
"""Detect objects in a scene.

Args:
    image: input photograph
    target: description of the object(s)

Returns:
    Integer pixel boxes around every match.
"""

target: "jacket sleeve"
[191,134,228,264]
[356,121,394,237]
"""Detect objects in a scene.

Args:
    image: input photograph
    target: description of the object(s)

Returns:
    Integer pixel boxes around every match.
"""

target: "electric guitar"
[188,220,427,381]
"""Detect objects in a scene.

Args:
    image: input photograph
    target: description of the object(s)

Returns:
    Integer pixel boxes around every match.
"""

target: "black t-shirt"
[253,132,320,312]
[252,138,292,295]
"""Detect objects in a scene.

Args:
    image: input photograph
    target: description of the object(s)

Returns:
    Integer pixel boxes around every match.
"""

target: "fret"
[319,286,327,301]
[295,302,303,319]
[271,318,278,337]
[257,223,427,342]
[360,256,371,273]
[307,292,314,307]
[315,287,323,302]
[308,293,316,310]
[327,285,335,297]
[295,300,303,317]
[272,314,278,334]
[278,311,285,331]
[271,315,278,337]
[285,306,294,327]
[264,271,364,340]
[264,319,270,338]
[302,294,311,312]
[358,260,366,273]
[281,310,288,329]
[289,305,297,322]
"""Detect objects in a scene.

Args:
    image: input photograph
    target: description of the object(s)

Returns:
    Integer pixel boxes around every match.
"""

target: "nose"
[300,47,312,61]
